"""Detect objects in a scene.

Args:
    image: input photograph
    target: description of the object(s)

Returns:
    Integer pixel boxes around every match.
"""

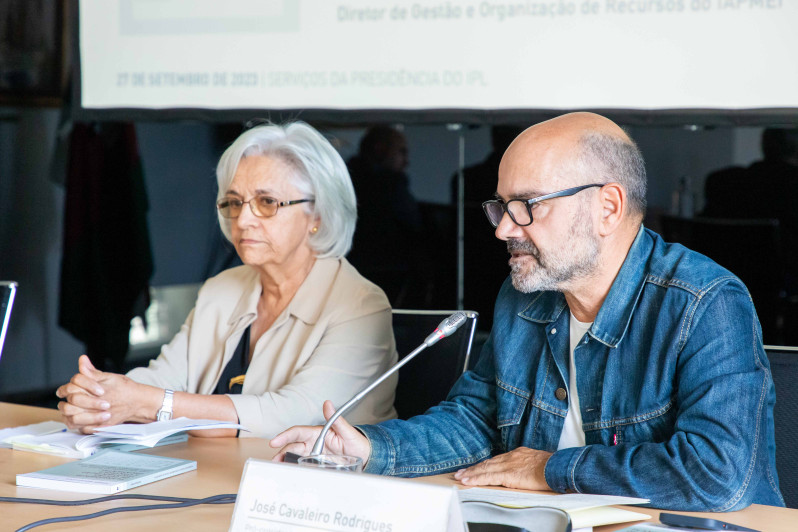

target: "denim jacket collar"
[518,225,649,349]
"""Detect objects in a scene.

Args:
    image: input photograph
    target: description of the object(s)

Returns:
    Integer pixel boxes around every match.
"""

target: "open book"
[6,418,246,459]
[458,487,651,530]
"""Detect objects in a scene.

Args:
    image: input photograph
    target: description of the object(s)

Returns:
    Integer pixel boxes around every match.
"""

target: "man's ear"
[596,183,625,236]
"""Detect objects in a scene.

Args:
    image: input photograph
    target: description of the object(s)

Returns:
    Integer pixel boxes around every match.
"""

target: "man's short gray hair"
[577,132,647,219]
[216,122,356,259]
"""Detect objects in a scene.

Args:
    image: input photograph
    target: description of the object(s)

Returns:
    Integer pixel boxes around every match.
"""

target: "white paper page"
[0,421,66,448]
[458,487,648,511]
[77,432,181,450]
[8,429,85,454]
[74,432,162,452]
[569,506,652,528]
[91,418,246,439]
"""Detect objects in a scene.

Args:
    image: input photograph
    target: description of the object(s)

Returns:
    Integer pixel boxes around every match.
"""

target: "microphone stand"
[309,312,467,457]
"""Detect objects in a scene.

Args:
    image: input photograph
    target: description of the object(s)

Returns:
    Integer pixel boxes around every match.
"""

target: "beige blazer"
[127,258,397,438]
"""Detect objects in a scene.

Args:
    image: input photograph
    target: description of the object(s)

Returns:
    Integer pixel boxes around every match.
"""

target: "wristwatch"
[156,389,174,421]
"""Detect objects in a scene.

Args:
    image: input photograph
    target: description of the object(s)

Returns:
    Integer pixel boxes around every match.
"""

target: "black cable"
[1,493,231,506]
[11,493,237,532]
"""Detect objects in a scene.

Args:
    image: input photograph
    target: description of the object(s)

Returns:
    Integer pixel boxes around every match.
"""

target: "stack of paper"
[0,421,68,449]
[10,430,189,459]
[7,418,245,459]
[458,487,651,530]
[91,417,246,441]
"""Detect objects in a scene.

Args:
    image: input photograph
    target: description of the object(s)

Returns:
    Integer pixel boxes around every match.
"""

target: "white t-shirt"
[557,312,592,450]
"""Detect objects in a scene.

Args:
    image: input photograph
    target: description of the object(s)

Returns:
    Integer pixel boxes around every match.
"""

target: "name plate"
[229,458,464,532]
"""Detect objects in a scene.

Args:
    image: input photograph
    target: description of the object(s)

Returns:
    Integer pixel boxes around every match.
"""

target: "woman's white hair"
[216,121,357,259]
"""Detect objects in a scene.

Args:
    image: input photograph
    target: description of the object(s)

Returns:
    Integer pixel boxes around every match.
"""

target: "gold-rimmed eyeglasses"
[216,195,314,219]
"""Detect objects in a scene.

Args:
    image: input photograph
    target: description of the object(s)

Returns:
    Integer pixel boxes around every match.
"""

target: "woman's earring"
[311,227,318,234]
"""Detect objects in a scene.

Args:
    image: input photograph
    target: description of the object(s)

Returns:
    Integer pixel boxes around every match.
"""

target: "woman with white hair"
[56,122,398,438]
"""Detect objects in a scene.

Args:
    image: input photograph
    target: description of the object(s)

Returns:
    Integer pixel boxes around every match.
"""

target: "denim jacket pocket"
[496,381,530,452]
[597,398,676,446]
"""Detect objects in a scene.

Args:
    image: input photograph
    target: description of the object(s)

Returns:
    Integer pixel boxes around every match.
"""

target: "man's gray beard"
[507,211,600,293]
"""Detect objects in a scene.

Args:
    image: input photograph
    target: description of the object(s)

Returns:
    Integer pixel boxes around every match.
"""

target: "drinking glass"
[297,454,363,472]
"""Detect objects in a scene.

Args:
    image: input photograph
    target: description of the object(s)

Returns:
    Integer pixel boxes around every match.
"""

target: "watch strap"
[156,389,174,421]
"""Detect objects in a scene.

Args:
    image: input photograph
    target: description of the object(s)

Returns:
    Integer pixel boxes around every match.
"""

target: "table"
[2,403,795,531]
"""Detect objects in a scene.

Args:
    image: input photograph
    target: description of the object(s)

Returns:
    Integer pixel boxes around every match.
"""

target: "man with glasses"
[273,112,783,511]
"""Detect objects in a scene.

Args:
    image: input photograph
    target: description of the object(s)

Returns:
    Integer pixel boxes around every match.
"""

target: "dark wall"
[0,109,770,398]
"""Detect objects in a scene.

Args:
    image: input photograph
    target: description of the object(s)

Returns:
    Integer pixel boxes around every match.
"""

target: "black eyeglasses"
[216,195,314,219]
[482,184,603,227]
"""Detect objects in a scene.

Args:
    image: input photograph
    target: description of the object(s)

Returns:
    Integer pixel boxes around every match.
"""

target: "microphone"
[422,312,469,347]
[309,311,469,457]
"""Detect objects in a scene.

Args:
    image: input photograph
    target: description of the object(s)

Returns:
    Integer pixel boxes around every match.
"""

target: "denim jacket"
[361,227,784,511]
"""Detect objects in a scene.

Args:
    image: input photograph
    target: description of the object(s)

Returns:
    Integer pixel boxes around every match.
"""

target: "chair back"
[392,309,478,420]
[661,215,784,296]
[765,345,798,508]
[661,215,786,341]
[0,281,18,361]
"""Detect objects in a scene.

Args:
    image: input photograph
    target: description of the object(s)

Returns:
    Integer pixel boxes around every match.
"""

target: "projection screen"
[76,0,798,124]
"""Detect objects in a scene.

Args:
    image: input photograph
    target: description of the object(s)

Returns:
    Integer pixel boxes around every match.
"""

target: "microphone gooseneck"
[309,311,468,457]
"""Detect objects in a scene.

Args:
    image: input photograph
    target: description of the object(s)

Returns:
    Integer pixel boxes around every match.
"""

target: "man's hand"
[269,400,371,463]
[454,447,553,491]
[55,355,156,433]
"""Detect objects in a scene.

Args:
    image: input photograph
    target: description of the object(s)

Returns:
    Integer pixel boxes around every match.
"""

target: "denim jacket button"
[555,387,567,401]
[550,328,557,334]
